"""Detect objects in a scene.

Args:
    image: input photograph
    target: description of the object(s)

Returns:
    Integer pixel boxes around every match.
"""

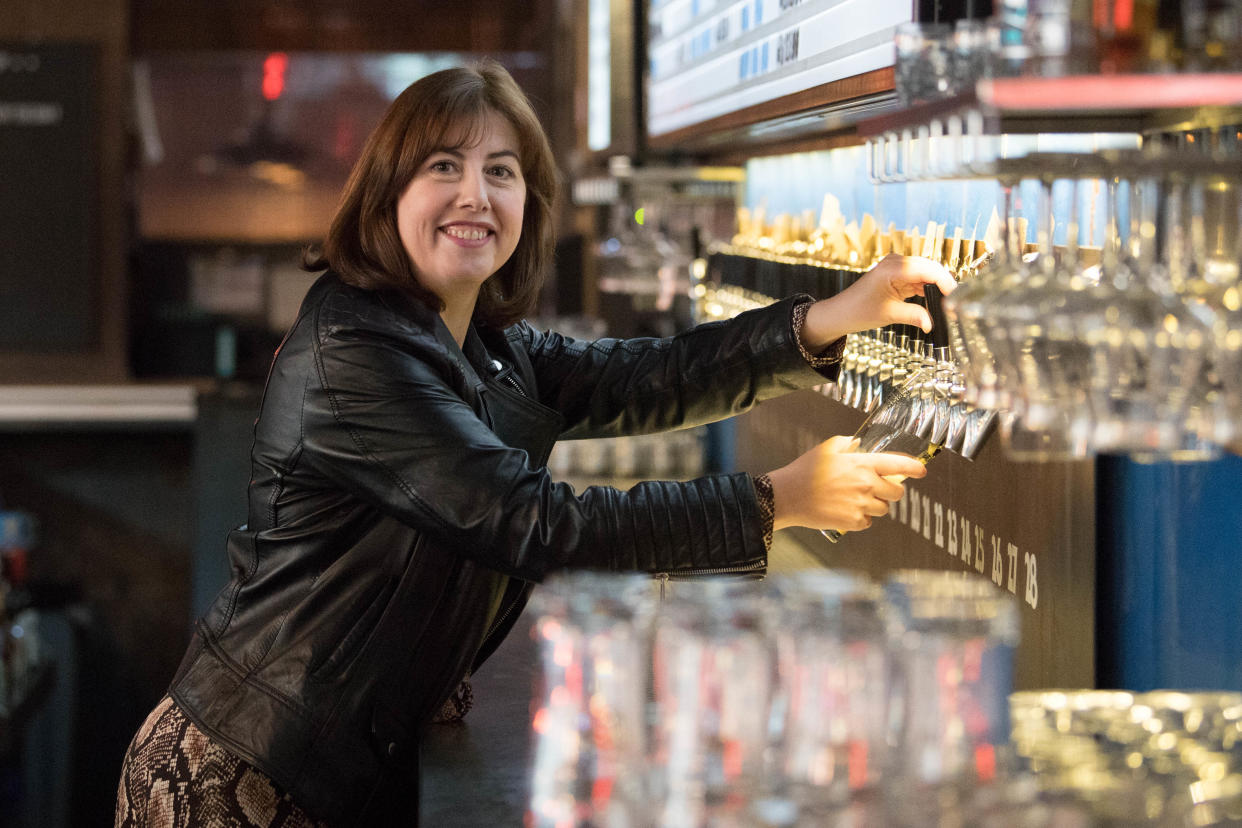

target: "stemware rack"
[847,75,1242,461]
[858,73,1242,186]
[702,73,1241,691]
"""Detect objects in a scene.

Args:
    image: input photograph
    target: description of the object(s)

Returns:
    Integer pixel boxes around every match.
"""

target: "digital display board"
[647,0,912,137]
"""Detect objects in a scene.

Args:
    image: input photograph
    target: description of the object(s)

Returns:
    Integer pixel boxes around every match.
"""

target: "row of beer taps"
[692,261,1000,460]
[830,328,998,459]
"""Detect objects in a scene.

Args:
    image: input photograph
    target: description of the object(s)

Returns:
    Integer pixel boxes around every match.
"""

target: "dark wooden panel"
[736,389,1097,691]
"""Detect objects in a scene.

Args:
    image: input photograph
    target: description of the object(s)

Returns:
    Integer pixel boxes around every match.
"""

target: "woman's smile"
[440,221,495,246]
[396,110,526,315]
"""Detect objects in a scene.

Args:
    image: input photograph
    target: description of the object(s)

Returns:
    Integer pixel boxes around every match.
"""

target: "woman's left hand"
[800,254,957,351]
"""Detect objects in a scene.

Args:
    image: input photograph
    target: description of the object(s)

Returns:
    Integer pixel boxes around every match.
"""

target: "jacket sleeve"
[512,295,840,439]
[300,303,767,583]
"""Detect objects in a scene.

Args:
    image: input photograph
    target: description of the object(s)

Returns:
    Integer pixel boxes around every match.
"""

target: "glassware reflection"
[650,579,777,828]
[526,572,656,828]
[882,571,1021,827]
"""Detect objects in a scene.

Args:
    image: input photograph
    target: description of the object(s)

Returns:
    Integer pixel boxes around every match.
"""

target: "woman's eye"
[488,165,515,179]
[429,160,455,173]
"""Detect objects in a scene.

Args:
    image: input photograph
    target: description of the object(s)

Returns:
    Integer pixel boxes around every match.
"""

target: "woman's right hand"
[766,435,927,533]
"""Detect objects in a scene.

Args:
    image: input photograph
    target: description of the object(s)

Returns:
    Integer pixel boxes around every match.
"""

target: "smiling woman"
[394,111,527,343]
[303,59,559,332]
[115,58,955,828]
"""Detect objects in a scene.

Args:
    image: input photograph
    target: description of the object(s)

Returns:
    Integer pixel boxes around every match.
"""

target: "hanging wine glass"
[1212,288,1242,448]
[1162,172,1223,449]
[1074,172,1217,460]
[1211,170,1242,445]
[996,172,1093,461]
[943,179,1026,412]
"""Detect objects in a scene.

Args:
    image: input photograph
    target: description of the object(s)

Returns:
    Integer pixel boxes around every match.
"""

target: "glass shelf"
[858,74,1242,138]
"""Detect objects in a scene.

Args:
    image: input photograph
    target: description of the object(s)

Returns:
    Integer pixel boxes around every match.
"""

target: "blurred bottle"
[1024,0,1100,74]
[0,508,37,714]
[989,0,1034,76]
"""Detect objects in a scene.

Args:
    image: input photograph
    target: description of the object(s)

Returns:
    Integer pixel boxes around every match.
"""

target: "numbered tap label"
[895,485,1039,611]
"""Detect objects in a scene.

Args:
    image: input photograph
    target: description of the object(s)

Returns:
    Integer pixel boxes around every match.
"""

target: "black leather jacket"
[170,272,838,825]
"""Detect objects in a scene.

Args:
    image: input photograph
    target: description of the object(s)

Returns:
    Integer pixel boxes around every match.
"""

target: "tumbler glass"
[952,19,989,92]
[895,22,955,106]
[527,572,656,828]
[1182,0,1242,70]
[1092,0,1158,72]
[649,578,778,828]
[767,571,889,821]
[881,571,1020,827]
[943,181,1026,413]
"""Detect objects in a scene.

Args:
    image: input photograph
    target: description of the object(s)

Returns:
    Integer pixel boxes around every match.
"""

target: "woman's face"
[396,110,526,307]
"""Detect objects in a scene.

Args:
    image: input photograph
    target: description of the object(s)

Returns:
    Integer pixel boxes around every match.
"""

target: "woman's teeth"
[444,226,489,240]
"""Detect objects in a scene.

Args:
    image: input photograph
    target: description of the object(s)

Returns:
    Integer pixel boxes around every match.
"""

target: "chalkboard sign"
[0,43,97,351]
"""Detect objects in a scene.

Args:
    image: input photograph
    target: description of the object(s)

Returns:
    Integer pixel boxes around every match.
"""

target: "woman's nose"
[456,167,489,210]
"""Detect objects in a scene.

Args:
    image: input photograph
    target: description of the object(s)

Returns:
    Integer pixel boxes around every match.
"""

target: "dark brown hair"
[304,59,558,328]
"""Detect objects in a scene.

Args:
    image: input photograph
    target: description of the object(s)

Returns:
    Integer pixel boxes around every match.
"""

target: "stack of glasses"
[525,569,1022,827]
[1010,689,1242,825]
[832,331,998,462]
[943,149,1241,461]
[526,571,1242,826]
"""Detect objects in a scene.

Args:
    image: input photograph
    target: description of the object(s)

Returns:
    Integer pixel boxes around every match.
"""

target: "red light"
[722,739,743,780]
[590,777,614,805]
[262,52,288,101]
[974,743,997,782]
[848,739,869,789]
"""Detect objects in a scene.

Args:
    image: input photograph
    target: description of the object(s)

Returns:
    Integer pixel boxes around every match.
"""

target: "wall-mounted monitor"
[646,0,913,140]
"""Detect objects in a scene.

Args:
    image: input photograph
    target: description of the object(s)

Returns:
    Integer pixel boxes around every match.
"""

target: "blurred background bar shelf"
[0,385,198,431]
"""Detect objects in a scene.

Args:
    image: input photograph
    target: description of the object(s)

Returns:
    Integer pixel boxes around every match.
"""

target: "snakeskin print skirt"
[114,696,330,828]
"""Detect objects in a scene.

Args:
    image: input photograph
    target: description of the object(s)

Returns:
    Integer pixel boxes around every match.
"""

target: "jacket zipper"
[484,587,521,641]
[480,357,525,645]
[502,374,526,397]
[490,358,527,399]
[654,560,767,598]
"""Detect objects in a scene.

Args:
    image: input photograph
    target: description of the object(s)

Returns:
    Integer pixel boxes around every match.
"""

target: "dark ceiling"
[131,0,555,53]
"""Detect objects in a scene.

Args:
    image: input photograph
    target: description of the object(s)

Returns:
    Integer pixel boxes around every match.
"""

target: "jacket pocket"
[295,519,429,683]
[308,575,401,681]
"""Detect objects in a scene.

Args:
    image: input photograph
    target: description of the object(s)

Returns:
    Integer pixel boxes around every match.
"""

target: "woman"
[116,60,954,827]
